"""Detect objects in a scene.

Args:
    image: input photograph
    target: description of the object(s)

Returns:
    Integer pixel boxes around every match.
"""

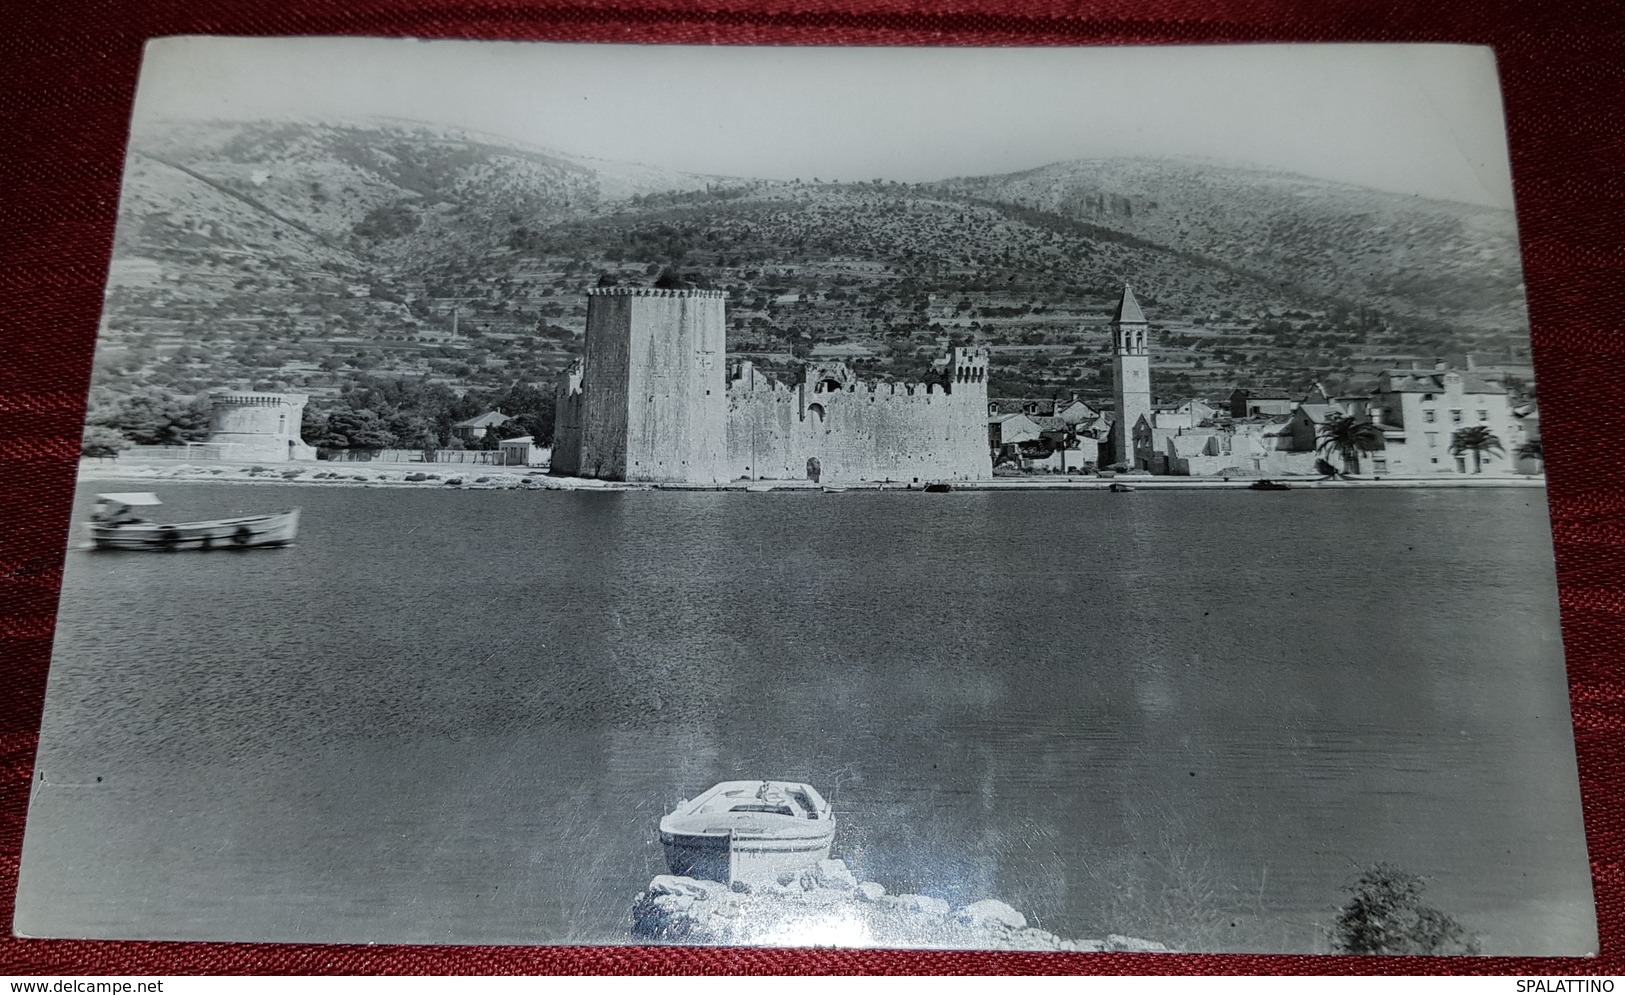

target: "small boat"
[821,486,848,493]
[88,493,300,551]
[1108,482,1136,493]
[923,482,953,493]
[744,483,774,493]
[659,780,835,886]
[1249,479,1292,491]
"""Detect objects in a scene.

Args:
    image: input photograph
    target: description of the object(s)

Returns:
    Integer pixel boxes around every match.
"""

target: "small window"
[1422,393,1435,401]
[1373,459,1388,473]
[1426,433,1438,449]
[1423,410,1436,423]
[1477,409,1488,422]
[1450,409,1463,424]
[1430,457,1439,464]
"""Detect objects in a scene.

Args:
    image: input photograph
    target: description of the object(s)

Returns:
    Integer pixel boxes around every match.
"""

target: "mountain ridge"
[90,118,1535,446]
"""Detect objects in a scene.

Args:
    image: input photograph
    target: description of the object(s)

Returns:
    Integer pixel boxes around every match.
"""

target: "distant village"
[116,283,1542,484]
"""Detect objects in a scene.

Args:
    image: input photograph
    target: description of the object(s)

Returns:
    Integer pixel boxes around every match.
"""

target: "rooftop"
[1379,370,1507,395]
[1111,284,1147,325]
[453,410,513,429]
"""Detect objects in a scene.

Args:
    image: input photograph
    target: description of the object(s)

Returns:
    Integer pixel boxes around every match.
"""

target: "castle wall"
[551,362,585,475]
[551,291,991,485]
[727,351,991,484]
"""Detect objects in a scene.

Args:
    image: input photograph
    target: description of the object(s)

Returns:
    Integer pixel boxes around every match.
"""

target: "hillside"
[88,119,1535,450]
[934,157,1526,334]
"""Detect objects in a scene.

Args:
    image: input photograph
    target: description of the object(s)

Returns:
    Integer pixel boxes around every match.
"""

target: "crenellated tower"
[565,286,730,483]
[206,390,315,461]
[947,346,989,394]
[1109,284,1152,470]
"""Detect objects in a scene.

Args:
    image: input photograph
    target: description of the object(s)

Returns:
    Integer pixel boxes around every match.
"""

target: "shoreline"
[630,862,1171,952]
[77,459,1549,492]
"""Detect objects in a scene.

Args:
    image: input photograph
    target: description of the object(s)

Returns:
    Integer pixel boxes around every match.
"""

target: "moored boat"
[923,482,953,493]
[1249,479,1292,491]
[659,780,835,886]
[88,493,300,551]
[1108,482,1136,493]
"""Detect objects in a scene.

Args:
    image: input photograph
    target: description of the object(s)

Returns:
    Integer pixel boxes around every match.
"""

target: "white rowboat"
[659,780,835,886]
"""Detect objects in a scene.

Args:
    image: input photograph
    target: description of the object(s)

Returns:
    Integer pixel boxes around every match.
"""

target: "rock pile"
[630,859,1170,952]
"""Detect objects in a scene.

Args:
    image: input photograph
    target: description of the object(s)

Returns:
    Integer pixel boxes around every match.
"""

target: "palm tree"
[1450,426,1505,474]
[1516,438,1544,462]
[1317,412,1386,476]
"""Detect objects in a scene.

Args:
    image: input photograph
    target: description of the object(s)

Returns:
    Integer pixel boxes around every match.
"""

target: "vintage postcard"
[14,37,1596,954]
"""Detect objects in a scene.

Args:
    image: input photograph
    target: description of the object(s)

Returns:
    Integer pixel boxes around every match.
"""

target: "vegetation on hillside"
[85,120,1535,447]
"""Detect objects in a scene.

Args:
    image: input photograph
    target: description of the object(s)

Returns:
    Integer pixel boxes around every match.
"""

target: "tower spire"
[1112,283,1147,326]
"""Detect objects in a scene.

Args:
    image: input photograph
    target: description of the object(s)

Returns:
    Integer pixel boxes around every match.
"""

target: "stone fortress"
[551,285,992,485]
[550,279,1537,484]
[205,390,317,462]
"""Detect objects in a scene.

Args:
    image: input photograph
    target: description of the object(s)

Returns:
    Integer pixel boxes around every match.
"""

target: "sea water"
[15,484,1596,953]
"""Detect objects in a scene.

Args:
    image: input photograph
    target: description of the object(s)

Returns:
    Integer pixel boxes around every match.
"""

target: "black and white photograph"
[14,37,1596,954]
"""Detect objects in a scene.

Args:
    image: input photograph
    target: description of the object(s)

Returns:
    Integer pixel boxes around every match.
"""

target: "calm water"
[16,484,1597,953]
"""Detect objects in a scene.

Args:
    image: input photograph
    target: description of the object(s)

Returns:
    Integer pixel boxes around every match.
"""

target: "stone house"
[498,435,547,466]
[452,410,512,442]
[988,412,1044,451]
[1229,387,1296,419]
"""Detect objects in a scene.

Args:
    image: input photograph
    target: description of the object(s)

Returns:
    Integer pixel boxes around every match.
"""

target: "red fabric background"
[1,0,1621,976]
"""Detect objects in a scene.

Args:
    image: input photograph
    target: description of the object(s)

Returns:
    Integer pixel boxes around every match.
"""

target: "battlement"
[730,358,985,404]
[209,391,307,408]
[586,287,728,299]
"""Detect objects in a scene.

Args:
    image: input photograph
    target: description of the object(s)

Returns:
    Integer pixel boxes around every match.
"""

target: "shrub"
[1331,864,1479,955]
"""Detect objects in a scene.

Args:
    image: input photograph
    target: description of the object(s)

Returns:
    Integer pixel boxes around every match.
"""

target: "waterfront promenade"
[77,458,1547,491]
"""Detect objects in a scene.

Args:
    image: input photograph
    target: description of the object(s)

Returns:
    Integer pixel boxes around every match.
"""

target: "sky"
[132,37,1517,209]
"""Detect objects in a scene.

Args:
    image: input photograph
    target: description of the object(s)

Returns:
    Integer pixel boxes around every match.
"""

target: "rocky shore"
[630,859,1170,952]
[77,460,617,490]
[79,459,1545,492]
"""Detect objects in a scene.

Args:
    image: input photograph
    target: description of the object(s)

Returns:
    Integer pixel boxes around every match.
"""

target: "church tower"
[1109,284,1152,470]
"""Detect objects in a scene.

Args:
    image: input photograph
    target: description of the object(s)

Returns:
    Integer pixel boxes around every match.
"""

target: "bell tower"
[1109,284,1152,470]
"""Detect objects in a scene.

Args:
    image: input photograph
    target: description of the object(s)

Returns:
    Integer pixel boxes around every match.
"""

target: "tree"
[301,405,329,446]
[1316,412,1385,476]
[1449,426,1505,474]
[81,424,128,458]
[89,390,211,446]
[321,407,393,449]
[1331,864,1479,955]
[1517,438,1544,465]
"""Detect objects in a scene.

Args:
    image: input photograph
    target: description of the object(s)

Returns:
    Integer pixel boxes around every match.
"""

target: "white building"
[1366,368,1522,476]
